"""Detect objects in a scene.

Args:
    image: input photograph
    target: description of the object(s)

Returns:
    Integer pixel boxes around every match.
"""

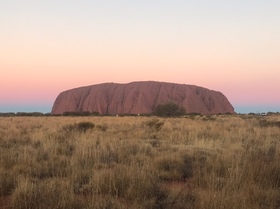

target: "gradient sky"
[1,0,279,113]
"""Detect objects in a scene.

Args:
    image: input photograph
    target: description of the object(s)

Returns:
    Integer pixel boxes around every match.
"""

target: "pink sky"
[1,1,279,113]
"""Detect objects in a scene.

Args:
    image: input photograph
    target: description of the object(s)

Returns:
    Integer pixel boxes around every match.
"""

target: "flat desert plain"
[0,115,279,209]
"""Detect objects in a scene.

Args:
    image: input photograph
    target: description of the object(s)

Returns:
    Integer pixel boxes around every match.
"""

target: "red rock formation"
[51,81,235,115]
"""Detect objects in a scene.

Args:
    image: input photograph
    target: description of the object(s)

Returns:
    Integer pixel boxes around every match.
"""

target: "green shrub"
[154,102,186,117]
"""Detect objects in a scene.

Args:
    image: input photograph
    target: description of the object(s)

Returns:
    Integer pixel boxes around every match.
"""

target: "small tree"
[153,102,186,117]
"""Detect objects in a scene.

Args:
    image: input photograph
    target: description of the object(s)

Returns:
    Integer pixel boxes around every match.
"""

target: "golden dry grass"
[0,115,279,208]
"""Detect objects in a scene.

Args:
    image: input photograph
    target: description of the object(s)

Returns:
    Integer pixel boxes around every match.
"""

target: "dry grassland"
[0,115,279,209]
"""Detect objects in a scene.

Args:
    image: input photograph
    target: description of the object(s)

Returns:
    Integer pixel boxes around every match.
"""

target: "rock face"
[51,81,235,115]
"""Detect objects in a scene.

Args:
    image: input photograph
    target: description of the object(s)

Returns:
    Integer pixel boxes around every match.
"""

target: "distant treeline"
[248,112,280,116]
[0,112,50,117]
[0,111,149,117]
[0,112,96,117]
[0,109,279,117]
[61,111,152,117]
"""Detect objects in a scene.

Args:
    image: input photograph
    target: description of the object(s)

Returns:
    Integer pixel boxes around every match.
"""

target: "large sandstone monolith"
[51,81,235,115]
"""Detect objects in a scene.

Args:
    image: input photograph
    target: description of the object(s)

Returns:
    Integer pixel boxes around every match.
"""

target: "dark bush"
[61,122,95,133]
[91,111,100,116]
[154,102,186,117]
[15,112,44,116]
[63,111,91,116]
[0,112,16,117]
[76,122,95,132]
